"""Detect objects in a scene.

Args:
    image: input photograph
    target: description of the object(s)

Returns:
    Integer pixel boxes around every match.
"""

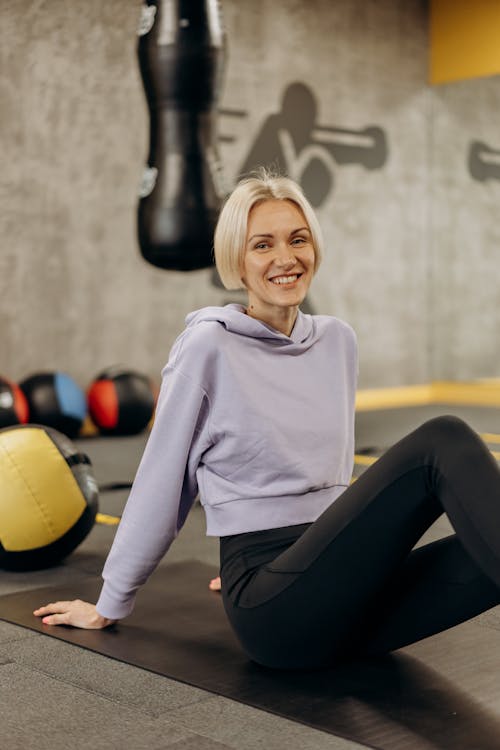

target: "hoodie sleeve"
[95,364,211,620]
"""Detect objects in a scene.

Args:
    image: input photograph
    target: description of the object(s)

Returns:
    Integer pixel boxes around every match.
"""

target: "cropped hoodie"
[96,304,358,619]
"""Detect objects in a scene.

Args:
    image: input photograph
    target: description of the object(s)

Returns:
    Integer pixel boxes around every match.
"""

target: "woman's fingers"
[39,611,71,626]
[33,601,73,625]
[33,601,72,616]
[33,600,115,629]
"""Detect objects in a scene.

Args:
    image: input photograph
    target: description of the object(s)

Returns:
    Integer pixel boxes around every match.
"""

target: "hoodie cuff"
[95,583,136,621]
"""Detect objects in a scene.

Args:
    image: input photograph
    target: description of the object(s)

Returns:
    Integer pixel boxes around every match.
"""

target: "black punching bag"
[137,0,226,271]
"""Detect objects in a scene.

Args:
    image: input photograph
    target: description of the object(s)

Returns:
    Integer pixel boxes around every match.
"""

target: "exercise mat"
[1,560,500,750]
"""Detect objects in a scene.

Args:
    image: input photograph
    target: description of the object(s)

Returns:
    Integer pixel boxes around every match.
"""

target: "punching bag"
[137,0,226,271]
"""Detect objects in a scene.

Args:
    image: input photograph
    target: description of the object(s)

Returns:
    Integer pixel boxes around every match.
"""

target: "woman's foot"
[209,575,221,592]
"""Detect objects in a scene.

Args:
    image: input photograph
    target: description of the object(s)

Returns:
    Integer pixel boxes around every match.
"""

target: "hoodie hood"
[185,304,314,344]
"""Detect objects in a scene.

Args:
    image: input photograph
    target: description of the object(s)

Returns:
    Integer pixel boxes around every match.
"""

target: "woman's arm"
[34,361,211,628]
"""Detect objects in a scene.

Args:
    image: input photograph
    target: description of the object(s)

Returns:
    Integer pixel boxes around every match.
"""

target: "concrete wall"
[1,0,498,390]
[429,77,500,381]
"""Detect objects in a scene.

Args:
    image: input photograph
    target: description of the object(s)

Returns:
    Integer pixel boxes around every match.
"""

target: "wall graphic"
[468,140,500,181]
[222,82,388,208]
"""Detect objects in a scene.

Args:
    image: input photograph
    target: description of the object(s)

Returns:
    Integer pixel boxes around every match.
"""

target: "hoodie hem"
[204,485,348,537]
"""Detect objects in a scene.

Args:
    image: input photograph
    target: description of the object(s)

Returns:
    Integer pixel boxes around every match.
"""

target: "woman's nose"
[274,244,295,267]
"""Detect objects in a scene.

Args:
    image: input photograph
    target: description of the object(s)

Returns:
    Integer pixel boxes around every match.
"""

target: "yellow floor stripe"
[481,433,500,444]
[96,513,120,526]
[354,454,378,466]
[356,384,433,411]
[431,381,500,407]
[356,381,500,411]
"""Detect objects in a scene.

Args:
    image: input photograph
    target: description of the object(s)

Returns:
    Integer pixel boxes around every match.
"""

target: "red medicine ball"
[0,376,29,428]
[88,367,155,436]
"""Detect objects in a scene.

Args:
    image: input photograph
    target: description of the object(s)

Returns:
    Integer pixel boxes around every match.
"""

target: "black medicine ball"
[87,367,155,436]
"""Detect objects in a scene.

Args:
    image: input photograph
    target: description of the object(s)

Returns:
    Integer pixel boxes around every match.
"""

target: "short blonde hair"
[214,170,324,290]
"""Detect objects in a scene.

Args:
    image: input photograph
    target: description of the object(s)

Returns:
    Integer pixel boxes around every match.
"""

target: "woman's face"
[241,199,315,320]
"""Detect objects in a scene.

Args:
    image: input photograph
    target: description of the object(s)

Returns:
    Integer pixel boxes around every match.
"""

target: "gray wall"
[1,0,499,390]
[430,77,500,381]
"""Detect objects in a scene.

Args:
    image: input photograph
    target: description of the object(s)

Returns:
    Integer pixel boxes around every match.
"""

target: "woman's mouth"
[269,273,301,285]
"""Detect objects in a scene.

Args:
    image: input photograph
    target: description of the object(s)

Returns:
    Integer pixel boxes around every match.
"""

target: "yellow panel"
[0,429,86,551]
[430,0,500,84]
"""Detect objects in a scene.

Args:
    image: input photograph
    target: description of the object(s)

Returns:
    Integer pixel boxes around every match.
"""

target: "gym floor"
[1,401,499,750]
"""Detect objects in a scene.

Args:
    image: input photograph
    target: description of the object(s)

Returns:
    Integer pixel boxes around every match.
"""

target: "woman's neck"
[245,303,298,337]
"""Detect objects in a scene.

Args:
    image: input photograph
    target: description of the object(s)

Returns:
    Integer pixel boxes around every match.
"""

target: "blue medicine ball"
[19,372,87,438]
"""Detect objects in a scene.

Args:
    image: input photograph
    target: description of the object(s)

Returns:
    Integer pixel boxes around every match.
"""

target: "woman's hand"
[33,600,116,629]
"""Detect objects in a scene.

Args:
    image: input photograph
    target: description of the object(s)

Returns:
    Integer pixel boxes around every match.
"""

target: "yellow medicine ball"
[0,424,98,570]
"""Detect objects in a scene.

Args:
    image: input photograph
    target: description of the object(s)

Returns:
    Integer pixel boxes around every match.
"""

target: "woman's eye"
[292,237,306,245]
[254,242,269,250]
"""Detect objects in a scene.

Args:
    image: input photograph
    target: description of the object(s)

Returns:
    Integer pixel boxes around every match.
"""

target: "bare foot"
[209,575,221,592]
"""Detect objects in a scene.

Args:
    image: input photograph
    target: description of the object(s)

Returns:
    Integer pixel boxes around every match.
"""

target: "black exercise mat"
[2,561,500,750]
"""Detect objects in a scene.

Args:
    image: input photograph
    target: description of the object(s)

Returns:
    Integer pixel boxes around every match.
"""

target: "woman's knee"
[416,415,476,444]
[411,416,486,470]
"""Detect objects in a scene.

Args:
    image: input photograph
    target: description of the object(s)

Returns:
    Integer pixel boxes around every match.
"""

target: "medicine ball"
[0,376,29,428]
[0,424,98,571]
[19,372,87,439]
[87,367,155,436]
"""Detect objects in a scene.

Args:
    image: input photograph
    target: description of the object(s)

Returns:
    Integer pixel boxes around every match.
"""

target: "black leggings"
[220,416,500,669]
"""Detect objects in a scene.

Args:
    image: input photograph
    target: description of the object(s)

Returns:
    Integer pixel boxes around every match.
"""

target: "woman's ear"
[239,265,247,288]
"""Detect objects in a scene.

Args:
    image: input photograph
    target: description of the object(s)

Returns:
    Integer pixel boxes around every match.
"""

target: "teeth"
[270,275,298,285]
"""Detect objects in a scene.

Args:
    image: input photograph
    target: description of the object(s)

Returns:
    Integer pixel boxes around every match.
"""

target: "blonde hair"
[214,169,324,290]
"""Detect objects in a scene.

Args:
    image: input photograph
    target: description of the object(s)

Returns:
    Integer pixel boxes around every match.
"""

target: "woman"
[35,172,500,669]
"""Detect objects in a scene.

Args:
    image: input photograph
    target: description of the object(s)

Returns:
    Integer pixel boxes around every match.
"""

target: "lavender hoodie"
[96,304,357,619]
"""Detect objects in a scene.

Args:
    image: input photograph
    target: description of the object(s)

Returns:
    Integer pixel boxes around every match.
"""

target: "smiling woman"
[34,171,500,674]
